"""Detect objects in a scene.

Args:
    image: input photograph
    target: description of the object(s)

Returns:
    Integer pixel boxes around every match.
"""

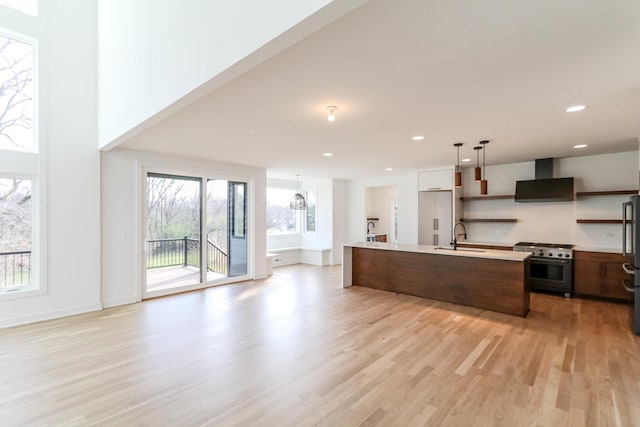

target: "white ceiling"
[120,0,640,180]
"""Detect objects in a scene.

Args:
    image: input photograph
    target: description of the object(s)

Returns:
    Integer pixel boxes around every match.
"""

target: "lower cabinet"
[574,251,633,301]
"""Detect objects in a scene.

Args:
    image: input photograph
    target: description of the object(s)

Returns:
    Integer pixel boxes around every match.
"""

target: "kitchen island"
[343,242,531,317]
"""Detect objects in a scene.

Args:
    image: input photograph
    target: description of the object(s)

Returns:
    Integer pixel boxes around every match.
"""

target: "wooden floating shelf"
[460,218,518,223]
[575,190,638,197]
[576,219,623,224]
[459,195,514,201]
[366,217,380,221]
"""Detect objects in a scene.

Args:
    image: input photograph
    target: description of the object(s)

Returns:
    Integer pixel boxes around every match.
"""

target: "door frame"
[139,164,254,300]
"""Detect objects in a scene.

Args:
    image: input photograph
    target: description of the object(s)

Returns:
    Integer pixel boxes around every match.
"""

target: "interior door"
[228,181,247,276]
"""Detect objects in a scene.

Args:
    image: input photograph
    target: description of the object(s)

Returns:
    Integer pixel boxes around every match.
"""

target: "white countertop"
[345,242,530,262]
[574,246,621,254]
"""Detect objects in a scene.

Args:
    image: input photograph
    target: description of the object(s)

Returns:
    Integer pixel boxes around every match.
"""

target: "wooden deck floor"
[146,266,226,291]
[1,264,639,426]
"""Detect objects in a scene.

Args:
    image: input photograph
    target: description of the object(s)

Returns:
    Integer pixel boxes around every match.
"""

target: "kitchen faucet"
[450,222,467,250]
[367,221,375,238]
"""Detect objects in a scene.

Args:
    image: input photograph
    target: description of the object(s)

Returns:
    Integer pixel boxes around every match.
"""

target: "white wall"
[346,173,419,245]
[459,151,638,248]
[97,0,367,149]
[0,0,101,328]
[101,147,267,308]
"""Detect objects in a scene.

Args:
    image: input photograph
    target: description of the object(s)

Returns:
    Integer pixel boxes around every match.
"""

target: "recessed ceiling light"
[385,167,393,171]
[323,152,333,157]
[461,158,471,162]
[412,136,425,141]
[565,105,586,112]
[573,144,588,149]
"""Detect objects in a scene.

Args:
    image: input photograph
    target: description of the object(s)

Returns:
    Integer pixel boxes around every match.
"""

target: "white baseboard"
[0,302,103,329]
[102,295,140,309]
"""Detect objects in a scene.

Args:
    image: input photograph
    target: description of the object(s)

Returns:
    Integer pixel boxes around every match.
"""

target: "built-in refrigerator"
[622,195,640,335]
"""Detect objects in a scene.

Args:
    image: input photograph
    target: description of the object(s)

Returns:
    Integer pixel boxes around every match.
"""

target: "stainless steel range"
[513,242,574,297]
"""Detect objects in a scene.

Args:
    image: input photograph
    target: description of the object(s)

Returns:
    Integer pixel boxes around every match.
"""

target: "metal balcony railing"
[0,250,31,288]
[146,237,227,275]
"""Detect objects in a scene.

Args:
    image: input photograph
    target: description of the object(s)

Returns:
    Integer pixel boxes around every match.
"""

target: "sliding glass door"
[145,173,202,292]
[144,172,249,297]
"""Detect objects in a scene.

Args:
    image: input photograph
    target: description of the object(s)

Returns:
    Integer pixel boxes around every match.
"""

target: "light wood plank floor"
[1,264,639,426]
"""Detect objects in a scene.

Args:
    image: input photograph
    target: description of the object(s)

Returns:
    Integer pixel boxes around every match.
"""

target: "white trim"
[0,302,102,329]
[139,162,255,300]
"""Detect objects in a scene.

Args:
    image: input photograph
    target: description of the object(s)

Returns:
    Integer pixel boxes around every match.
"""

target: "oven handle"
[530,258,572,265]
[622,279,635,293]
[623,201,633,257]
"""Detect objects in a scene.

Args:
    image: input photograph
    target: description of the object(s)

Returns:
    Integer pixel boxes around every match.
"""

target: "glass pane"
[266,188,297,234]
[0,0,37,16]
[206,179,228,281]
[305,189,316,232]
[232,183,245,238]
[145,174,201,292]
[0,35,33,152]
[0,177,32,289]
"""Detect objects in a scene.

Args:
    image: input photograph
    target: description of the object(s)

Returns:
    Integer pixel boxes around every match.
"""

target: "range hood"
[514,158,574,203]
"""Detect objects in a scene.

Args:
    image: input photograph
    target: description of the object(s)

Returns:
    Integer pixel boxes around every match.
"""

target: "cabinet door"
[573,255,602,296]
[602,262,633,301]
[418,169,453,191]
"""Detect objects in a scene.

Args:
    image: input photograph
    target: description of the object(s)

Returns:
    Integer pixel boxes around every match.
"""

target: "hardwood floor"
[1,264,639,426]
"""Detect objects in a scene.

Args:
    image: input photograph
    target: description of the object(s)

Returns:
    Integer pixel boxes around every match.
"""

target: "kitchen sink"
[434,246,485,252]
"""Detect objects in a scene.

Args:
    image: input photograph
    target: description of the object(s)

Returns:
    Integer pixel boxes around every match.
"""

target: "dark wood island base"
[348,246,530,317]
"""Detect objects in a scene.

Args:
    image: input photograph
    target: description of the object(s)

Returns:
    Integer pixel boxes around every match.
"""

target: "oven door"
[529,257,573,294]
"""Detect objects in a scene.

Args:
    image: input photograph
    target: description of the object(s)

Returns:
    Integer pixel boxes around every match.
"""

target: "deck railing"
[0,250,31,289]
[147,237,227,275]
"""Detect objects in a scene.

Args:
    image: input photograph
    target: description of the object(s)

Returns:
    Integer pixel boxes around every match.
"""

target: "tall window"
[0,3,39,296]
[0,34,33,152]
[304,188,316,233]
[266,187,298,234]
[0,177,32,289]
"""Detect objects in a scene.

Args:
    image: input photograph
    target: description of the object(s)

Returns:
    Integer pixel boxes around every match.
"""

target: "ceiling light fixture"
[326,106,337,122]
[462,158,471,162]
[323,152,333,157]
[385,167,393,171]
[454,142,463,188]
[473,145,483,181]
[573,144,588,149]
[290,174,307,210]
[565,105,586,113]
[412,135,425,141]
[479,140,489,195]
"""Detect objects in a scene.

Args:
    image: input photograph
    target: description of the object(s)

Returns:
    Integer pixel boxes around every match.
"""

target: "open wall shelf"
[576,219,623,224]
[460,195,514,201]
[460,218,517,223]
[575,190,637,198]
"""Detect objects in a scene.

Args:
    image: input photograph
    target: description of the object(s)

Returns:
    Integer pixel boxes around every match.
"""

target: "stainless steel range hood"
[514,158,574,203]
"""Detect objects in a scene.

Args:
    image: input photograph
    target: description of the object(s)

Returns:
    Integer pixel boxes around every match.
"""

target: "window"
[266,187,298,234]
[0,34,33,152]
[304,188,316,233]
[0,0,37,16]
[0,177,32,289]
[0,6,40,296]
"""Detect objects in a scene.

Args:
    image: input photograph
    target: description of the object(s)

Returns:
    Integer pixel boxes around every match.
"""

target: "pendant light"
[474,145,483,181]
[290,174,307,210]
[479,140,489,195]
[454,143,463,188]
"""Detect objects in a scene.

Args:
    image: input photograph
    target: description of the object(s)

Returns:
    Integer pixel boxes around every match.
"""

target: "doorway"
[144,172,249,297]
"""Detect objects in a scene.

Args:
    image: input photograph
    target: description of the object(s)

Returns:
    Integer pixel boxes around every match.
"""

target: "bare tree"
[0,36,32,150]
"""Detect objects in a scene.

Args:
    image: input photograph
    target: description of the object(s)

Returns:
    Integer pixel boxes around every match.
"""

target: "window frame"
[0,5,43,300]
[303,187,317,234]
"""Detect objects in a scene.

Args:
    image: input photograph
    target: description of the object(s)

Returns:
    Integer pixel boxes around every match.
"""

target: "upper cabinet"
[418,168,453,191]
